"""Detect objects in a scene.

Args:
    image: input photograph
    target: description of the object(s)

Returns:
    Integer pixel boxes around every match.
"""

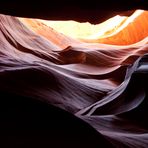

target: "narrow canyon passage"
[0,9,148,148]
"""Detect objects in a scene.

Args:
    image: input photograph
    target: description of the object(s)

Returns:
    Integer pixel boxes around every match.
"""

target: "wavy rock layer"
[0,10,148,147]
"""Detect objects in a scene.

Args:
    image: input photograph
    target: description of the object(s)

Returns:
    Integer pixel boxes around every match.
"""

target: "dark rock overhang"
[0,0,147,23]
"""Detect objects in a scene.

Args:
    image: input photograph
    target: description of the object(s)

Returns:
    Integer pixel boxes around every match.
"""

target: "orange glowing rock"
[83,10,148,45]
[19,10,148,46]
